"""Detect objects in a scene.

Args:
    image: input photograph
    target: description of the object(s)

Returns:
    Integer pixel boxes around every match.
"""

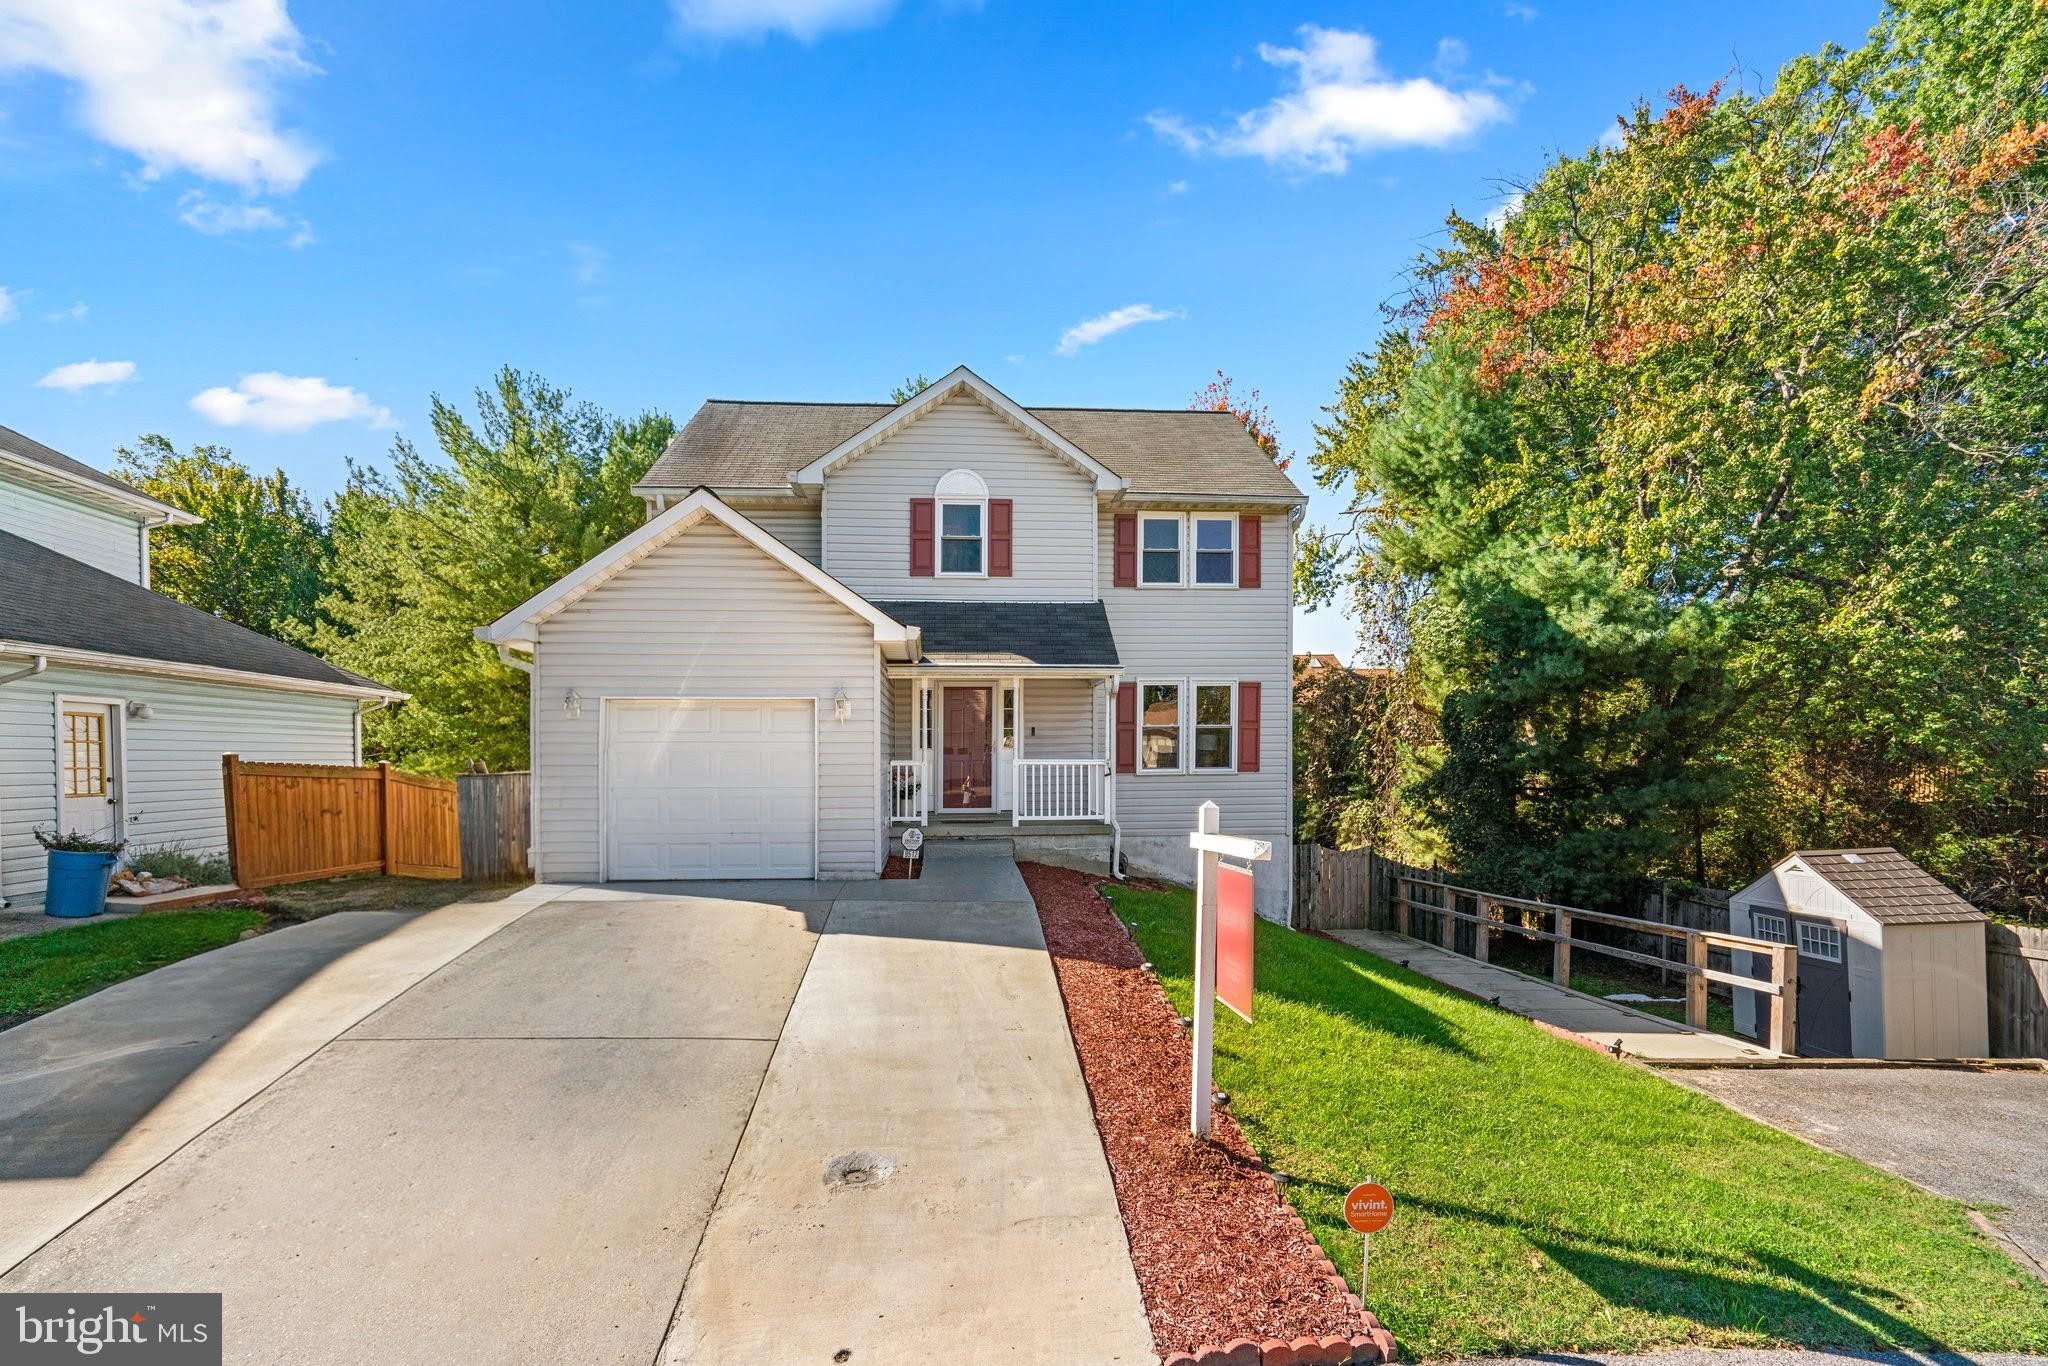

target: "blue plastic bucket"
[44,849,118,918]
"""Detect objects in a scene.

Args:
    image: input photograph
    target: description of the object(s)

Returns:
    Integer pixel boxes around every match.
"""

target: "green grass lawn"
[1102,883,2048,1359]
[0,909,265,1026]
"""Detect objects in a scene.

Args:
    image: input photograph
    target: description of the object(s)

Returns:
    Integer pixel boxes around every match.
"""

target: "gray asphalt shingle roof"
[871,600,1119,668]
[1793,848,1987,925]
[0,529,397,694]
[639,399,1303,499]
[0,423,180,515]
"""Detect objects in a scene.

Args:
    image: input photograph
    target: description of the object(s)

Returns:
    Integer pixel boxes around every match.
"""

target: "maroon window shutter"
[1113,513,1137,588]
[909,498,935,577]
[1237,681,1261,772]
[989,498,1013,577]
[1115,683,1137,773]
[1239,515,1262,588]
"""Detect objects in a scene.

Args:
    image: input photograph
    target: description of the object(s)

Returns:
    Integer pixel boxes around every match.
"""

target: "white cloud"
[1434,37,1468,77]
[1167,178,1190,194]
[669,0,896,40]
[36,358,137,391]
[0,0,320,192]
[189,372,392,432]
[1150,25,1511,174]
[1055,303,1181,357]
[1503,2,1538,20]
[177,191,314,246]
[567,240,608,285]
[0,286,17,323]
[1599,121,1628,151]
[44,301,88,322]
[1483,188,1526,231]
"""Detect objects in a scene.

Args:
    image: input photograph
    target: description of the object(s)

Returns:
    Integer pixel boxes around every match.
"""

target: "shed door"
[1791,917,1852,1058]
[605,700,814,880]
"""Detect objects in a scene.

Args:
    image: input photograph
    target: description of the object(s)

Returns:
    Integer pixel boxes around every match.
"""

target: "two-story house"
[479,367,1304,917]
[0,424,401,911]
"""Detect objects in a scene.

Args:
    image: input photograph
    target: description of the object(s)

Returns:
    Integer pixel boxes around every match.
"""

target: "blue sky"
[0,0,1876,655]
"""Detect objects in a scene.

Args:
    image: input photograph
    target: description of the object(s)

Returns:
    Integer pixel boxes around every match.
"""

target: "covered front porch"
[887,671,1118,827]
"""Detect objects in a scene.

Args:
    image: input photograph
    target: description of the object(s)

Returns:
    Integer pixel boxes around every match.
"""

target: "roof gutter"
[0,449,199,525]
[0,641,404,702]
[0,654,44,909]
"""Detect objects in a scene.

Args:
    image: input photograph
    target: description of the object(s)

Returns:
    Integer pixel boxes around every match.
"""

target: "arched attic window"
[934,469,988,576]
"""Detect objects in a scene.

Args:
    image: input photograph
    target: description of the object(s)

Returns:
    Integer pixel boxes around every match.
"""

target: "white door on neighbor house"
[604,699,815,880]
[59,703,121,842]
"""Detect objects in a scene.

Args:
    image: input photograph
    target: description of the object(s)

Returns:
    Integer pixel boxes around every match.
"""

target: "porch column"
[1010,674,1023,827]
[917,677,932,826]
[1102,676,1117,822]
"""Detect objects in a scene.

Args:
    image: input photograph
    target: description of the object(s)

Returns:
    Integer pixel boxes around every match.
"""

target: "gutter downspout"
[354,697,394,766]
[0,655,49,908]
[495,643,539,879]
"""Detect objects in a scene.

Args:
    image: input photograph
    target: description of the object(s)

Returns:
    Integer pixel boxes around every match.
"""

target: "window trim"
[935,496,987,578]
[1189,678,1237,772]
[1137,513,1185,589]
[1750,911,1789,944]
[1796,921,1845,963]
[1190,515,1238,590]
[1135,678,1185,773]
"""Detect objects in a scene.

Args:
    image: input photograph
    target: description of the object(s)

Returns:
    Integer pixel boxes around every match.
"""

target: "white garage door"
[604,700,815,879]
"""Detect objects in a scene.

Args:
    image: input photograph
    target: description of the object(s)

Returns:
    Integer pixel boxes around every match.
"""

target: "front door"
[60,704,120,842]
[1791,916,1853,1057]
[942,687,993,810]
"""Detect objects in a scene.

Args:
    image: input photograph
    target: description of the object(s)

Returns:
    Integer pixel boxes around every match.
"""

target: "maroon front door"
[942,687,993,810]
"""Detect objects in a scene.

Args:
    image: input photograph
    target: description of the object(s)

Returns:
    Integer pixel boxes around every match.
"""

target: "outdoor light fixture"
[833,686,852,723]
[126,701,155,721]
[563,688,583,720]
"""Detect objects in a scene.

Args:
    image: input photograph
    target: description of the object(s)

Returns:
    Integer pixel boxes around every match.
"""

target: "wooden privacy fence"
[457,770,531,881]
[1390,875,1800,1054]
[1987,923,2048,1058]
[221,755,459,888]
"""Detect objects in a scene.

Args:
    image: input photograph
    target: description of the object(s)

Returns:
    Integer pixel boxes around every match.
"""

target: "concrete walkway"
[2,848,1153,1364]
[1331,928,1777,1063]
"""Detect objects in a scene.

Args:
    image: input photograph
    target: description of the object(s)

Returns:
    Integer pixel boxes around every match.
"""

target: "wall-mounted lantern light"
[563,688,583,720]
[126,701,155,721]
[833,686,852,723]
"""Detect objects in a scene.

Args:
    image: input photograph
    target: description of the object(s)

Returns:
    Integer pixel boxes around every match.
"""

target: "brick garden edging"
[1020,863,1399,1365]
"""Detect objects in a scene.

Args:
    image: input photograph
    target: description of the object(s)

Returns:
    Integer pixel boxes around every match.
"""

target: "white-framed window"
[1139,514,1183,586]
[1796,922,1844,963]
[918,688,934,752]
[1139,681,1182,771]
[1001,687,1016,751]
[1192,516,1237,587]
[1191,681,1234,770]
[1750,911,1789,944]
[934,468,987,577]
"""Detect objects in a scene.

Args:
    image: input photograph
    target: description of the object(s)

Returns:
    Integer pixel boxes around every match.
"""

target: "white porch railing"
[889,759,928,824]
[1016,759,1109,822]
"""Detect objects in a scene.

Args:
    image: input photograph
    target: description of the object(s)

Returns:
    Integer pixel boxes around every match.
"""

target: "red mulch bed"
[881,855,915,880]
[1020,861,1386,1360]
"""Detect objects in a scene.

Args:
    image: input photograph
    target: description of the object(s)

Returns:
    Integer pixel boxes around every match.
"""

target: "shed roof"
[871,599,1119,668]
[1789,848,1987,925]
[638,399,1303,499]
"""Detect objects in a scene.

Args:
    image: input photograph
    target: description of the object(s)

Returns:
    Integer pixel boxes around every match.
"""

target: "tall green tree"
[113,436,331,641]
[315,368,673,773]
[1306,0,2048,905]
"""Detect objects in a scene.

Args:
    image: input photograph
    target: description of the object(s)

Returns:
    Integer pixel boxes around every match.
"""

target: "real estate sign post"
[1188,801,1271,1140]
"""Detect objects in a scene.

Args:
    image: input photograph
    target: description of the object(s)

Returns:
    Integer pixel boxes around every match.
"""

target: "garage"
[604,699,816,880]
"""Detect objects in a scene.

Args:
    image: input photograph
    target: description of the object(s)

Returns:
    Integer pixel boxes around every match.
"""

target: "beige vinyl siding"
[822,396,1097,600]
[888,677,1100,761]
[1098,510,1293,909]
[0,662,359,910]
[0,473,146,582]
[533,519,878,880]
[732,503,822,565]
[1880,921,1990,1059]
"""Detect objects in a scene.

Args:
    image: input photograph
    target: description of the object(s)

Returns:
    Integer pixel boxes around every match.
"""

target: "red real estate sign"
[1216,861,1255,1022]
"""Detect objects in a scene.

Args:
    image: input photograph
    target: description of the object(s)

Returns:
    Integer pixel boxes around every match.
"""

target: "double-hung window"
[1140,682,1182,770]
[938,501,984,575]
[1191,683,1234,769]
[1139,515,1182,585]
[1192,516,1236,586]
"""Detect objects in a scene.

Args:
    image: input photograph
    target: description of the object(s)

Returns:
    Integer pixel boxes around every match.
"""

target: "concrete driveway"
[1676,1066,2048,1277]
[1,847,1152,1364]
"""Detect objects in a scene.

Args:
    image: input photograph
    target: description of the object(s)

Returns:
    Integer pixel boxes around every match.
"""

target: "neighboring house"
[1294,652,1392,681]
[479,366,1305,917]
[1730,847,1989,1059]
[0,424,403,911]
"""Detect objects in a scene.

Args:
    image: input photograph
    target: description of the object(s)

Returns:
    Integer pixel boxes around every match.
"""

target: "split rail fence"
[221,755,460,889]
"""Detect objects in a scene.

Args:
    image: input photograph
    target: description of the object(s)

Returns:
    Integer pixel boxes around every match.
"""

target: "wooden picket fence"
[457,770,531,881]
[1987,923,2048,1058]
[221,755,460,889]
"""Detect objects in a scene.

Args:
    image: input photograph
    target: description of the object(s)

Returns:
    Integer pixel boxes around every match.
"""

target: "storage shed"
[1731,848,1988,1059]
